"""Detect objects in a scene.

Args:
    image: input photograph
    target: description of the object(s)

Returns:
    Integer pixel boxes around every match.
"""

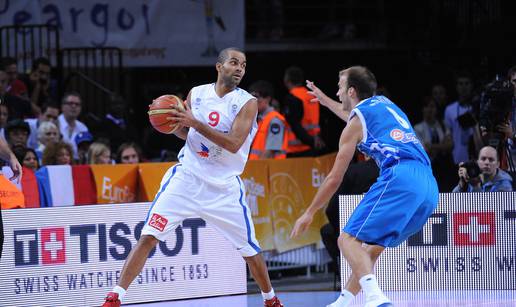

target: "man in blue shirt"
[453,145,512,192]
[291,66,438,307]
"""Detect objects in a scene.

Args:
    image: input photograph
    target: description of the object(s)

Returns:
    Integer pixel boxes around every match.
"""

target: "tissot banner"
[0,0,244,66]
[0,203,246,306]
[339,192,516,290]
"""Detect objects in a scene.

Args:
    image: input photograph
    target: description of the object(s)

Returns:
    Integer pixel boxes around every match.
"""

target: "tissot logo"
[407,213,447,246]
[453,212,495,246]
[41,228,66,265]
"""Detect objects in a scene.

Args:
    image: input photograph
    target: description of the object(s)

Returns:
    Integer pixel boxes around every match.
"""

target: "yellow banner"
[241,160,274,251]
[138,162,175,202]
[90,164,139,204]
[268,153,335,252]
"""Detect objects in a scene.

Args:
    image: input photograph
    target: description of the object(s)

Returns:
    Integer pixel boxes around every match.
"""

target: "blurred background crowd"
[0,0,514,194]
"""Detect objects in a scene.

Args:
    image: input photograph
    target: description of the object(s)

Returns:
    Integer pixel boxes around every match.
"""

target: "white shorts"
[141,163,261,257]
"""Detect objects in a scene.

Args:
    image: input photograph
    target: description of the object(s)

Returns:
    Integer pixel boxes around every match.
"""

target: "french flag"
[36,165,97,207]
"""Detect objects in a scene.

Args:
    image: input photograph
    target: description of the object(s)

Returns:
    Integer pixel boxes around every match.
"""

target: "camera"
[477,76,513,146]
[462,160,481,179]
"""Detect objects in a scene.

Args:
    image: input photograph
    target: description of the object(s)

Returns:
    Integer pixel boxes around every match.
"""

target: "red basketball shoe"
[102,292,121,307]
[264,296,284,307]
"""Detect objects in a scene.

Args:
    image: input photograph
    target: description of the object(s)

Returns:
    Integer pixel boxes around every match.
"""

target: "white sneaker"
[364,294,393,307]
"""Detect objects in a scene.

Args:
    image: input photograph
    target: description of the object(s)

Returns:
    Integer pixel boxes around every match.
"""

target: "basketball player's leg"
[327,235,385,307]
[199,177,282,306]
[103,164,193,306]
[117,235,159,289]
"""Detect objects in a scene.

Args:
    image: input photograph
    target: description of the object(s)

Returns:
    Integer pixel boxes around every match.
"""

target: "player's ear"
[215,62,222,72]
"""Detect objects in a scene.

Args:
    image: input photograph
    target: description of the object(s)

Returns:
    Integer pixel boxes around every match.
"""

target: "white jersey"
[178,83,257,186]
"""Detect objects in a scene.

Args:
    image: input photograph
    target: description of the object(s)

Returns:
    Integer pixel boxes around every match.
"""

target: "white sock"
[112,285,127,301]
[327,289,354,307]
[261,288,275,300]
[359,274,384,300]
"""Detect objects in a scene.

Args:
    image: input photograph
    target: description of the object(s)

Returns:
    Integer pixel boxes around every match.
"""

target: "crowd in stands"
[0,56,514,200]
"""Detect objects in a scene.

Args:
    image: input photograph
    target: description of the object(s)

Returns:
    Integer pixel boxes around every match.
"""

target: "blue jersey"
[350,95,431,171]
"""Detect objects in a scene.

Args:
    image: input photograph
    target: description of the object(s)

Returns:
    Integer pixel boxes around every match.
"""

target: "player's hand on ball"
[290,212,313,239]
[166,103,197,129]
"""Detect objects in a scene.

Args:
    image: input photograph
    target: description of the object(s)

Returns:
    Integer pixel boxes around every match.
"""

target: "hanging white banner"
[0,0,244,66]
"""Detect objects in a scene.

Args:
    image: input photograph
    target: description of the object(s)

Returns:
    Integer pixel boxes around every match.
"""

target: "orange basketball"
[148,95,186,134]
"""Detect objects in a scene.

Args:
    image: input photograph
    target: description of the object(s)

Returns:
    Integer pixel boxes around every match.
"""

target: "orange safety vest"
[249,109,288,160]
[0,175,25,209]
[286,86,321,153]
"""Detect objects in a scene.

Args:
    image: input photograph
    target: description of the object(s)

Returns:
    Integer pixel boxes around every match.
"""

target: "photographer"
[453,146,512,192]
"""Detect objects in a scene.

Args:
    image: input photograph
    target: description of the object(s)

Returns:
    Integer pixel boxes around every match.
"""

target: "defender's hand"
[290,212,313,239]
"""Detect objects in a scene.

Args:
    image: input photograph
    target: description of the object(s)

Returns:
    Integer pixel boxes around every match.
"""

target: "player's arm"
[290,116,363,238]
[306,80,350,121]
[0,137,22,181]
[172,91,192,140]
[173,97,258,154]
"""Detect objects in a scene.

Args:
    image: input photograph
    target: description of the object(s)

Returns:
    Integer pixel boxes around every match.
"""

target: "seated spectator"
[75,131,94,165]
[36,121,60,159]
[0,57,28,98]
[58,91,89,159]
[19,57,57,115]
[25,101,60,150]
[12,145,39,171]
[87,142,111,164]
[414,97,455,191]
[42,141,73,166]
[5,119,30,148]
[452,145,513,192]
[0,104,8,139]
[0,69,32,120]
[117,142,143,164]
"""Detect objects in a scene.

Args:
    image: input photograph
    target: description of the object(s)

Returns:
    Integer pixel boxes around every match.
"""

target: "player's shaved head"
[339,66,377,100]
[217,47,245,64]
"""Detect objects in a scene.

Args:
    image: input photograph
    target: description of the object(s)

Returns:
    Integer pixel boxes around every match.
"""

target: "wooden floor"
[131,290,516,306]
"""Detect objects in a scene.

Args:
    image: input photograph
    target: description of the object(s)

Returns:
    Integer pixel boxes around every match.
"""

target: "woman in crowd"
[42,141,73,165]
[12,145,39,171]
[116,142,142,164]
[87,142,112,164]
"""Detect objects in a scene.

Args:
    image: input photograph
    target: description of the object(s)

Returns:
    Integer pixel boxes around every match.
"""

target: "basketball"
[148,95,186,134]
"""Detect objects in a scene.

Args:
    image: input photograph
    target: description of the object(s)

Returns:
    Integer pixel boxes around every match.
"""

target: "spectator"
[75,131,94,165]
[19,57,57,115]
[414,97,455,191]
[444,72,476,165]
[87,142,111,164]
[25,102,60,150]
[452,145,512,192]
[0,57,28,98]
[35,121,60,159]
[0,69,32,120]
[117,142,143,164]
[431,83,449,119]
[42,141,73,166]
[5,119,30,148]
[248,80,288,159]
[505,65,516,171]
[282,66,324,157]
[58,91,89,159]
[12,145,39,171]
[93,95,136,153]
[0,104,8,139]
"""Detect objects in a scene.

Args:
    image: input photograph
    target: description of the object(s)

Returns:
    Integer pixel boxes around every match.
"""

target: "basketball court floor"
[132,290,516,306]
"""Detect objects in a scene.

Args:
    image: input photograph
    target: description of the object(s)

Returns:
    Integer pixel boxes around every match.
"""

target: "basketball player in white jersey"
[102,48,283,307]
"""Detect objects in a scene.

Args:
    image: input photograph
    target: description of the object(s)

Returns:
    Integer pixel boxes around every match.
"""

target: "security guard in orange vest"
[283,66,325,157]
[248,80,288,159]
[0,136,23,259]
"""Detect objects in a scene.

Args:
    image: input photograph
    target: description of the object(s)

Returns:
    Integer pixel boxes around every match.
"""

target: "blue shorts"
[343,160,438,247]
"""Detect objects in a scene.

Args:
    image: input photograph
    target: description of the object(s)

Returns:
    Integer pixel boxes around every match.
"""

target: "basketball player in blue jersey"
[103,48,283,307]
[291,66,438,307]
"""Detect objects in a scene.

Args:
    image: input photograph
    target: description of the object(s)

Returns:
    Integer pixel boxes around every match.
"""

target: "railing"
[61,47,124,116]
